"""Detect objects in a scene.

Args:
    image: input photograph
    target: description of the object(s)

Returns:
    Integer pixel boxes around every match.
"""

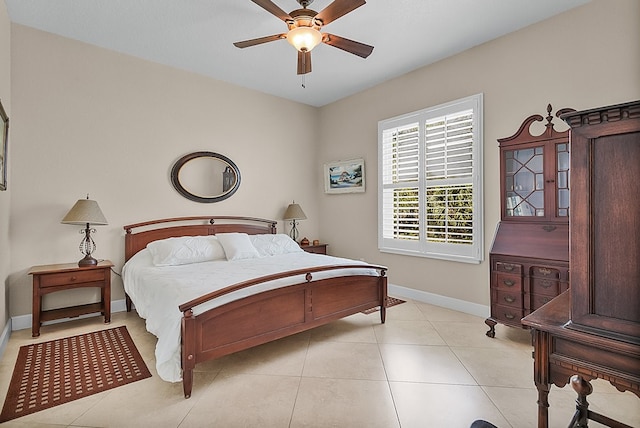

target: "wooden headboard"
[123,216,278,261]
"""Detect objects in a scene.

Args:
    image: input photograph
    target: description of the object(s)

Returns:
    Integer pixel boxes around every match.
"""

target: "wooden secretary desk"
[486,105,573,338]
[522,100,640,428]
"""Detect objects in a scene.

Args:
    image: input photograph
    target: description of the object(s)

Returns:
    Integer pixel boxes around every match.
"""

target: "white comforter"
[122,249,377,382]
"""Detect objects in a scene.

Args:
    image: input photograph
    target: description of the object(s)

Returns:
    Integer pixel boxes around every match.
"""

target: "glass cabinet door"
[505,146,545,217]
[503,141,570,220]
[556,143,570,218]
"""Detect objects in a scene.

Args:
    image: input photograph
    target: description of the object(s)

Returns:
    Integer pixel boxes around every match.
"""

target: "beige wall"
[5,0,640,322]
[0,1,11,335]
[8,25,319,318]
[317,0,640,308]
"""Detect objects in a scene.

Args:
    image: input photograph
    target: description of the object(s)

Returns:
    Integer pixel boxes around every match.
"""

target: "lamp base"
[289,222,299,243]
[78,255,98,267]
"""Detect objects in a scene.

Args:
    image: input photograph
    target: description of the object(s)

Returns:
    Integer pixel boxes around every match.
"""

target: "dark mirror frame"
[170,151,241,203]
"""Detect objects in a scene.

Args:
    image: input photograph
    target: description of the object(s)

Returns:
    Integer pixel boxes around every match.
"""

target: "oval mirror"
[170,151,241,203]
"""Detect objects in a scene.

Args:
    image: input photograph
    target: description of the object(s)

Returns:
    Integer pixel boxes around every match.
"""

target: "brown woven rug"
[361,296,406,314]
[0,326,151,422]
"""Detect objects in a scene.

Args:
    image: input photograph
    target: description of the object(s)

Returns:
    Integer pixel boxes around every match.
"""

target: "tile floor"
[0,300,638,427]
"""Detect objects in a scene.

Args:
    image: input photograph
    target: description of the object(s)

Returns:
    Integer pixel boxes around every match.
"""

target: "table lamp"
[283,201,307,243]
[61,195,108,266]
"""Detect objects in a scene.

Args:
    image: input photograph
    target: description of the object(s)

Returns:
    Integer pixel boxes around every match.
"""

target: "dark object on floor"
[470,420,498,428]
[0,326,151,422]
[361,296,405,314]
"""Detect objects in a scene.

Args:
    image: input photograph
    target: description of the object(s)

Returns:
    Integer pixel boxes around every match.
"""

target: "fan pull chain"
[301,52,307,88]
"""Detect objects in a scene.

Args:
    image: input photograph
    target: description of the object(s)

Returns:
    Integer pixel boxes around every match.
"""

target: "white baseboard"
[0,318,11,358]
[388,283,490,318]
[10,299,129,332]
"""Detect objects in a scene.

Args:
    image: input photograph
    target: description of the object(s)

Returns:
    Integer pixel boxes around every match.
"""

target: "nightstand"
[29,260,114,337]
[301,243,328,255]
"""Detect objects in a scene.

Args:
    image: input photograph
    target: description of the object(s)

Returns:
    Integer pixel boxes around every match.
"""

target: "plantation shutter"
[425,110,474,244]
[381,123,420,241]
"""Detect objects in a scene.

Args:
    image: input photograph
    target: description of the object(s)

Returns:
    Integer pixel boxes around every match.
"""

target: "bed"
[122,216,388,398]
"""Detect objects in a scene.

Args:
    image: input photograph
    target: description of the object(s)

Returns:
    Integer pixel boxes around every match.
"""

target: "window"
[378,94,483,263]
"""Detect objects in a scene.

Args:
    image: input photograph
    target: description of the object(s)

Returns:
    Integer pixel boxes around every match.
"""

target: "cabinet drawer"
[494,273,523,291]
[531,266,560,279]
[495,261,522,274]
[39,269,106,288]
[492,304,524,325]
[531,294,556,310]
[496,289,523,308]
[530,277,563,296]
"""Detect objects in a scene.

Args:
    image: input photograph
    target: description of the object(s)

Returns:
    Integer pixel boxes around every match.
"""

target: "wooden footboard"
[179,268,387,398]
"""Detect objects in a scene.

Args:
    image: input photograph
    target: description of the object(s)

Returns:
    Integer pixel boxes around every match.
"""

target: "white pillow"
[147,236,225,266]
[216,233,261,261]
[250,234,303,257]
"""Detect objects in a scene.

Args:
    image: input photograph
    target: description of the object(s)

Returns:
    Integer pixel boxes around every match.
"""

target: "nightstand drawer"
[39,269,106,288]
[301,244,327,255]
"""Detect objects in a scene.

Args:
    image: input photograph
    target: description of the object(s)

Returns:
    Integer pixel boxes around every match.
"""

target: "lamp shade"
[283,203,307,220]
[287,27,322,52]
[61,198,108,225]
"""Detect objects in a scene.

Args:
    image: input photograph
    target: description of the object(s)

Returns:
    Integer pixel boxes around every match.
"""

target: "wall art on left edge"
[0,99,8,191]
[324,158,365,194]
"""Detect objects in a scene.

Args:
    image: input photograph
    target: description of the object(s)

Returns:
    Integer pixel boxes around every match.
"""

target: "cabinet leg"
[485,317,497,338]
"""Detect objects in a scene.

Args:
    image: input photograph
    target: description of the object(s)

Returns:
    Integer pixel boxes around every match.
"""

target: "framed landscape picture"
[324,158,365,194]
[0,99,7,191]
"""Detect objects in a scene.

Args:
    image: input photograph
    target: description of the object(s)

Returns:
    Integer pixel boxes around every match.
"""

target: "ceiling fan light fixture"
[287,26,322,52]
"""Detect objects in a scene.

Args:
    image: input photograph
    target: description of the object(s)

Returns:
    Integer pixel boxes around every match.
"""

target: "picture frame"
[324,158,365,194]
[0,99,8,191]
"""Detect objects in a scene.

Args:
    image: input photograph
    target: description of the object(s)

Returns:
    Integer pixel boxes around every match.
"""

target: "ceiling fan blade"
[315,0,366,26]
[250,0,292,22]
[233,34,286,48]
[322,33,373,58]
[297,50,312,75]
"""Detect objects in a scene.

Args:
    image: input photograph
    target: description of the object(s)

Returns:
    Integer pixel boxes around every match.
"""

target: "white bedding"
[122,248,378,382]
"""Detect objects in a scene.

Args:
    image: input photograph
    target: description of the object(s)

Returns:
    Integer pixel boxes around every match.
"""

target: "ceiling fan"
[233,0,374,75]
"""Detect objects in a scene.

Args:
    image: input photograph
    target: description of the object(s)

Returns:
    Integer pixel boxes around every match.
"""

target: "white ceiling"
[5,0,590,107]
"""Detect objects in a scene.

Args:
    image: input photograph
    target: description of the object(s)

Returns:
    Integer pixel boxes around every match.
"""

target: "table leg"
[32,278,41,337]
[535,383,550,428]
[103,272,111,323]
